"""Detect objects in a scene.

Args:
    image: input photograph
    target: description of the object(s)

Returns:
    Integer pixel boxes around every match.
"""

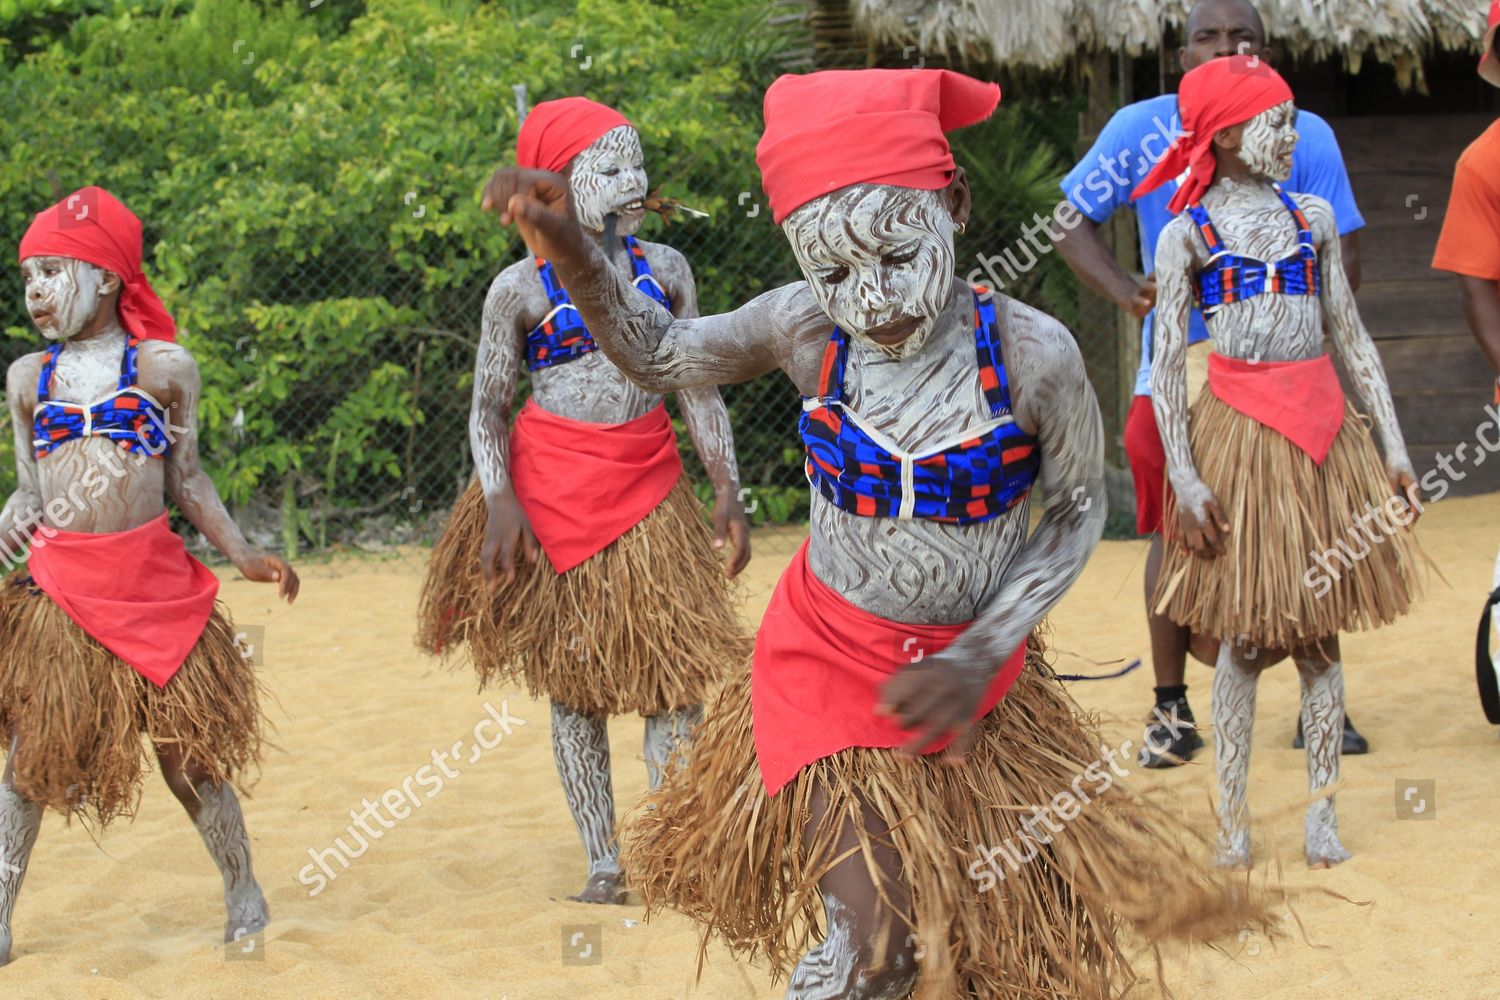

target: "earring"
[955,222,967,235]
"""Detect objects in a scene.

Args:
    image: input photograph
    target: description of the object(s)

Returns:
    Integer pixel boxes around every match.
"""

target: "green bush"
[0,0,1085,545]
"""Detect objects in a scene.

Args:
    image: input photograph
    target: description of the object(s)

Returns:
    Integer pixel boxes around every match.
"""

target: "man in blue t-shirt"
[1054,0,1369,766]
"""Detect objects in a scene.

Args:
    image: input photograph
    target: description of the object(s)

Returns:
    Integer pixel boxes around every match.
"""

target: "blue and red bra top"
[799,287,1040,525]
[527,235,672,372]
[1186,184,1321,316]
[32,335,169,460]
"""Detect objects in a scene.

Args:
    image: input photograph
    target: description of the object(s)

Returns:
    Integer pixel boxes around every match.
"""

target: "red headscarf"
[1481,0,1500,87]
[1130,55,1294,216]
[516,97,633,172]
[755,69,1001,224]
[18,186,176,342]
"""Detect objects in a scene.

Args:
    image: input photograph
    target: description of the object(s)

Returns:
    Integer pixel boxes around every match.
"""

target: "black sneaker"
[1293,714,1370,755]
[1137,697,1204,768]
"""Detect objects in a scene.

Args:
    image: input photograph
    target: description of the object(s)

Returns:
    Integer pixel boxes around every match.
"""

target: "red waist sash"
[509,399,684,574]
[752,539,1028,796]
[1207,352,1346,464]
[27,511,220,688]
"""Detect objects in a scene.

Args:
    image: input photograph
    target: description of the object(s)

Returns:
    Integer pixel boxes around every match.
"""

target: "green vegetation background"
[0,0,1091,544]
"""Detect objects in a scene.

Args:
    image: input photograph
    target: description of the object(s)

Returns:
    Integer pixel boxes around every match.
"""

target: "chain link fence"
[0,0,1137,566]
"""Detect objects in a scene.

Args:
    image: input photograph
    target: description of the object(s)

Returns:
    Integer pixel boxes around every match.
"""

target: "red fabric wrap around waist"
[509,399,684,574]
[1206,352,1346,464]
[26,511,220,688]
[751,539,1028,796]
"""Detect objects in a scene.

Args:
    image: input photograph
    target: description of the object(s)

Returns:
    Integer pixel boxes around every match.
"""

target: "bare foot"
[224,886,270,943]
[1213,829,1252,871]
[569,871,626,905]
[1305,803,1350,869]
[0,927,11,966]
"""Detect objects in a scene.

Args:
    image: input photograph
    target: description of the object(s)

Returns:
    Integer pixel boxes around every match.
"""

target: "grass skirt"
[416,478,749,716]
[0,575,263,828]
[623,634,1273,999]
[1155,395,1424,650]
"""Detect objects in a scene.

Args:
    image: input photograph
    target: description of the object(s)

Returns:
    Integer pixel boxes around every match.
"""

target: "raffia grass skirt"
[0,575,263,828]
[623,633,1274,999]
[1155,394,1424,651]
[416,478,749,717]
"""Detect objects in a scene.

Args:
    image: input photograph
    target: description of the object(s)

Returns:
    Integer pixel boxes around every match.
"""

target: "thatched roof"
[850,0,1486,84]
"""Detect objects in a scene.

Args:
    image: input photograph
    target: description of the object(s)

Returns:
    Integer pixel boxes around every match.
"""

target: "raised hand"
[480,167,588,266]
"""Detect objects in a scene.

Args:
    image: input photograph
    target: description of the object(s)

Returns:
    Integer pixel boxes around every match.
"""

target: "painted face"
[20,256,106,341]
[569,126,648,236]
[781,185,956,360]
[1238,101,1298,182]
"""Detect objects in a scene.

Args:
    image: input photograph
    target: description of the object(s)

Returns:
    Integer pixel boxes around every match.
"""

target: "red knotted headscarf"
[18,186,176,342]
[1481,0,1499,87]
[755,69,1001,224]
[1131,55,1294,216]
[516,97,633,173]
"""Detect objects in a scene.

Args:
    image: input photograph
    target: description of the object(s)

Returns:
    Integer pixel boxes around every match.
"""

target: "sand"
[3,494,1497,1000]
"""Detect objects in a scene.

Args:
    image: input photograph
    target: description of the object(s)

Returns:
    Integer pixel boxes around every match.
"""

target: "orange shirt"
[1433,118,1500,282]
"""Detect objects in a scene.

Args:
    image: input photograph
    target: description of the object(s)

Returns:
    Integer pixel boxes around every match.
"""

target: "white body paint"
[1152,104,1412,519]
[538,179,1108,992]
[470,126,741,903]
[1,249,277,962]
[569,126,648,236]
[1150,103,1395,868]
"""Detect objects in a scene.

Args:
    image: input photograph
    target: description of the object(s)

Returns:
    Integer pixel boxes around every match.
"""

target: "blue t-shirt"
[1059,93,1365,396]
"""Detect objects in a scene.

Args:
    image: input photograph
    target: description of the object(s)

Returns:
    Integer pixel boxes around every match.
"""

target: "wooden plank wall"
[1334,112,1499,495]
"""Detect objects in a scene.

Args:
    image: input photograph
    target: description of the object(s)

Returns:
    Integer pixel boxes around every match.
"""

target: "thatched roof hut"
[833,0,1500,494]
[849,0,1486,88]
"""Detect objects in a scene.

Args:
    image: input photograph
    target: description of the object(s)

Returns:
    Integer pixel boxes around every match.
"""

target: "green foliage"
[0,0,776,532]
[0,0,1091,538]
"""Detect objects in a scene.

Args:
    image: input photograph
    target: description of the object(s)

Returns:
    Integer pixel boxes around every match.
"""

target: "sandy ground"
[2,494,1497,1000]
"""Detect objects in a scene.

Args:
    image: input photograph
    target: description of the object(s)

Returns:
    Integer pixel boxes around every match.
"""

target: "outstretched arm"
[1311,199,1415,490]
[879,308,1108,757]
[660,251,751,577]
[160,346,298,601]
[483,168,787,391]
[0,361,45,565]
[1150,217,1227,554]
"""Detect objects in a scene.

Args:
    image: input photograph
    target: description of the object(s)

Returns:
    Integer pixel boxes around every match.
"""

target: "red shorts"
[1123,395,1167,536]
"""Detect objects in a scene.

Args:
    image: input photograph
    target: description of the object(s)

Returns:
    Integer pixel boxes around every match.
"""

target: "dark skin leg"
[154,742,268,942]
[1145,532,1225,688]
[786,783,918,1000]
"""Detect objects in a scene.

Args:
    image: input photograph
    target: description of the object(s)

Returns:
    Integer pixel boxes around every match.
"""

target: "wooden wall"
[1333,112,1500,495]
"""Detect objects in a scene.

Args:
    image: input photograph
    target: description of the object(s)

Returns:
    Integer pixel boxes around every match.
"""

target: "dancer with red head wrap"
[482,69,1269,999]
[0,187,298,963]
[1137,57,1424,870]
[417,97,750,905]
